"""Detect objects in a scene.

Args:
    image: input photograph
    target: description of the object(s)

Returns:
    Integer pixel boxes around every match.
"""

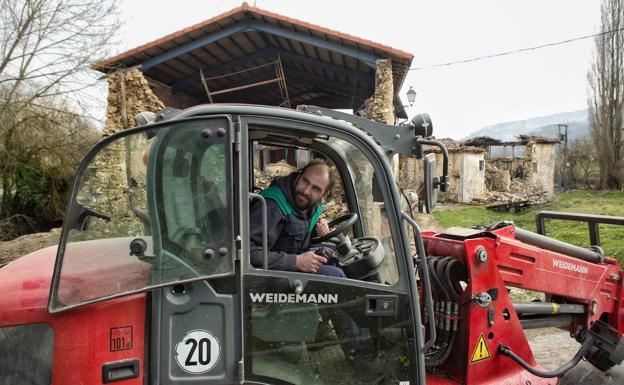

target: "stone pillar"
[82,69,165,236]
[104,68,165,135]
[357,59,396,228]
[367,58,395,125]
[358,59,398,284]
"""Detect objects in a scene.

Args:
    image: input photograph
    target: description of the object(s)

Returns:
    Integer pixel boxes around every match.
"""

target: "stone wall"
[405,151,486,203]
[361,58,394,125]
[528,143,556,197]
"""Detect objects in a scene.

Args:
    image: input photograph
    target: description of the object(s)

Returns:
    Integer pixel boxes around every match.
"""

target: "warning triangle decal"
[470,334,491,363]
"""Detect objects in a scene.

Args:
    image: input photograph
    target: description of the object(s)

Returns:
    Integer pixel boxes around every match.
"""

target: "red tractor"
[1,104,623,385]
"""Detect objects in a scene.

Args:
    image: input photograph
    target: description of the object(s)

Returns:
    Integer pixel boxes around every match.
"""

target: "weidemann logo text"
[552,259,589,274]
[249,292,338,304]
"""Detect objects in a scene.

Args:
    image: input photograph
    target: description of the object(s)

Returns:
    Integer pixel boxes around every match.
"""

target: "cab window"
[51,118,234,311]
[248,135,399,285]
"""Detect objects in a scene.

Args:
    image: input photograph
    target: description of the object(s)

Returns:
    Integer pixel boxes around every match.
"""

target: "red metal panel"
[50,295,146,385]
[0,247,146,385]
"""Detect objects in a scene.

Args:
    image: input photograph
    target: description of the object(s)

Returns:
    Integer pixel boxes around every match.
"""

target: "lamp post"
[406,86,417,107]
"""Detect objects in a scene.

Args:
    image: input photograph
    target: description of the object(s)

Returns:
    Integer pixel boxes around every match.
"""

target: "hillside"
[465,110,589,141]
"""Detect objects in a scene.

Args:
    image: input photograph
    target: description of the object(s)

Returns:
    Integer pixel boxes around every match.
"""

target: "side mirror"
[420,153,438,213]
[411,113,434,159]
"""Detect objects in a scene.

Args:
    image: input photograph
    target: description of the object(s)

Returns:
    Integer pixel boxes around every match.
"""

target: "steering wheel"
[311,213,358,243]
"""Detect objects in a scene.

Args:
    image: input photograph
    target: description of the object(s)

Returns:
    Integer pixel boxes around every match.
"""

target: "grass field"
[433,190,624,260]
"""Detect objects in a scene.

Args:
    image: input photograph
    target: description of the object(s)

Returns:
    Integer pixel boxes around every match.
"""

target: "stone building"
[464,135,560,198]
[401,139,487,203]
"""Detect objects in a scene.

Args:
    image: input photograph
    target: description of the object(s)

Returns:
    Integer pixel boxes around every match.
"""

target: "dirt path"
[0,229,60,265]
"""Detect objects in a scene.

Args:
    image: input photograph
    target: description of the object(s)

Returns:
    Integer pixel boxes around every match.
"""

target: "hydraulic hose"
[429,258,462,366]
[425,256,464,367]
[498,334,595,378]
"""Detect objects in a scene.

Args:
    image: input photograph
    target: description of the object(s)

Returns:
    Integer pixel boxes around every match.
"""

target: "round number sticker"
[174,330,220,374]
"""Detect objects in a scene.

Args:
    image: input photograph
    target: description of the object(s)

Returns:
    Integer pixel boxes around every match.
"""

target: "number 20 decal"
[175,330,221,374]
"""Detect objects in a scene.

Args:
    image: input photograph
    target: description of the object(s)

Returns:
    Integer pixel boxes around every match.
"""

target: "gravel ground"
[526,328,624,384]
[525,328,578,370]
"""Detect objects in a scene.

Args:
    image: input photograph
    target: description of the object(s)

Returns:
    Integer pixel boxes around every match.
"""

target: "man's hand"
[315,218,330,237]
[296,250,327,273]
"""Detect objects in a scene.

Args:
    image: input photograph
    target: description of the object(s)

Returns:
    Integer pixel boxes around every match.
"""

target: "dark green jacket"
[249,173,323,271]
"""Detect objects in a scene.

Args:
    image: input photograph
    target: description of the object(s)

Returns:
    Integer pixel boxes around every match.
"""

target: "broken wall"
[482,140,557,203]
[485,163,511,191]
[527,143,556,197]
[402,150,486,203]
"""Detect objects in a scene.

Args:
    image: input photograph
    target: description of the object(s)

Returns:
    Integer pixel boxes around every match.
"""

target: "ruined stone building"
[398,134,560,205]
[464,135,560,198]
[401,139,487,203]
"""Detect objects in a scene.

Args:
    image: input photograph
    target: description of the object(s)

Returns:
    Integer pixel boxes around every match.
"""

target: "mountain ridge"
[464,109,589,142]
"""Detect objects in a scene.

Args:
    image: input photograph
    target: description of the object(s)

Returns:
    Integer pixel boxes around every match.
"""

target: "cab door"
[240,117,420,385]
[146,116,240,385]
[49,116,239,384]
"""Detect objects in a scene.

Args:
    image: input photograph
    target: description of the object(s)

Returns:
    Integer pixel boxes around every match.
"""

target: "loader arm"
[420,220,624,385]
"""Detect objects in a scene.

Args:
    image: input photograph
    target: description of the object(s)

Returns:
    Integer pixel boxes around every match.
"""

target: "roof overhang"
[94,2,413,118]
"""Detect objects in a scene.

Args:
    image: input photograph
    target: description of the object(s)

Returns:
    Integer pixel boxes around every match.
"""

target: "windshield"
[50,118,234,311]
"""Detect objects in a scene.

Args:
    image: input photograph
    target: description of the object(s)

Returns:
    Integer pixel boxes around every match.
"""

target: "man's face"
[293,165,330,211]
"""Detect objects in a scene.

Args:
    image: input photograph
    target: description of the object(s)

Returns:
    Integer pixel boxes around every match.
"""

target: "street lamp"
[406,86,417,107]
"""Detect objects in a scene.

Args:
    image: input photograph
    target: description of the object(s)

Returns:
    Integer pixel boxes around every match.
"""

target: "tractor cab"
[46,105,441,385]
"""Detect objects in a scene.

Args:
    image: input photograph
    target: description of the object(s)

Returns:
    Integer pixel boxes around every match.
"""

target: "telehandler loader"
[1,104,623,385]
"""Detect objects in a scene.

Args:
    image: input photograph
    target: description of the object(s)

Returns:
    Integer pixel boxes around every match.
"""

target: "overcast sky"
[116,0,601,138]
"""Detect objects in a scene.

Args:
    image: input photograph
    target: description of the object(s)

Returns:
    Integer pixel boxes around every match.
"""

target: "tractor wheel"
[585,347,617,372]
[558,360,624,385]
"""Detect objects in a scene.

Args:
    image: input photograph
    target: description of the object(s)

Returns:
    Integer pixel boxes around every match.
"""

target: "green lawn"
[433,190,624,260]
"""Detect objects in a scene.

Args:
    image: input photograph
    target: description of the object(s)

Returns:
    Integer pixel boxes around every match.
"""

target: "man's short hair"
[299,159,336,196]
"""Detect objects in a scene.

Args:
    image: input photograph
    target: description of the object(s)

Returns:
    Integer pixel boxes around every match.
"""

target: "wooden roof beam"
[140,20,379,72]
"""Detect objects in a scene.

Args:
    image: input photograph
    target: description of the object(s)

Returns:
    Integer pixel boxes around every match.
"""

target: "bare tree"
[0,0,119,108]
[587,0,624,189]
[0,0,119,233]
[567,136,599,188]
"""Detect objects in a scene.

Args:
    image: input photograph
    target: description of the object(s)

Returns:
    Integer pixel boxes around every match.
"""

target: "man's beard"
[294,192,315,211]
